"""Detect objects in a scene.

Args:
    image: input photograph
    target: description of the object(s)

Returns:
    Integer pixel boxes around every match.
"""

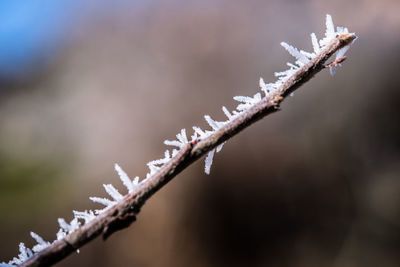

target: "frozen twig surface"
[1,14,357,267]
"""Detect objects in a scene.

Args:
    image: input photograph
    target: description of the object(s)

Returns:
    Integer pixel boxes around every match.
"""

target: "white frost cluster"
[1,14,356,267]
[167,14,356,174]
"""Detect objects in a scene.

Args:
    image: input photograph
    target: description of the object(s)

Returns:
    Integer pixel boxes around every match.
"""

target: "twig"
[16,32,356,267]
[2,14,357,267]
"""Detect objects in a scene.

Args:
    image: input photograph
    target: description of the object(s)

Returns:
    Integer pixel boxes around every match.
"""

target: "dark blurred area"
[1,0,400,266]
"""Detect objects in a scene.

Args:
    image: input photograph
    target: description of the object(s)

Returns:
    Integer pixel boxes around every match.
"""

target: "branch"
[2,15,357,267]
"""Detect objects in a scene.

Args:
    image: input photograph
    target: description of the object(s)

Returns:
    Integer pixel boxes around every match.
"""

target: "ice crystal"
[204,149,216,175]
[222,106,234,120]
[57,218,80,239]
[281,42,310,66]
[103,184,124,201]
[233,93,262,111]
[311,32,320,54]
[164,128,191,149]
[30,232,50,253]
[89,196,116,214]
[320,14,336,47]
[115,163,138,193]
[7,243,33,265]
[73,210,96,224]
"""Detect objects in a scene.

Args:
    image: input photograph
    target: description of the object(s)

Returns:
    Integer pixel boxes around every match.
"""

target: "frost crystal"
[164,128,190,149]
[2,14,357,266]
[115,163,137,193]
[6,243,33,265]
[233,93,262,111]
[57,218,80,239]
[103,184,124,201]
[336,45,350,60]
[280,42,309,66]
[204,149,216,175]
[320,14,336,47]
[176,129,188,144]
[204,115,221,131]
[311,33,320,54]
[89,197,116,214]
[73,210,96,224]
[222,106,233,120]
[30,232,51,253]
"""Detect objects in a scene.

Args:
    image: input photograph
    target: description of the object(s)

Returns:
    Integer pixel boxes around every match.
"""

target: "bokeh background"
[1,1,399,266]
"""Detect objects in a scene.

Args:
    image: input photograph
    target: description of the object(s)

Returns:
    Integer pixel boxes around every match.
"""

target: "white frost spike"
[164,140,182,148]
[216,143,224,152]
[259,77,266,88]
[193,126,207,138]
[236,103,250,112]
[259,78,276,96]
[172,149,179,157]
[148,157,169,166]
[164,150,170,159]
[73,210,96,224]
[89,196,116,207]
[115,163,136,193]
[176,129,188,144]
[56,229,66,240]
[9,243,33,265]
[286,62,298,69]
[280,42,309,65]
[16,243,32,264]
[233,95,256,104]
[204,149,215,175]
[325,14,335,39]
[103,184,124,201]
[204,115,220,131]
[253,92,262,101]
[330,43,352,76]
[222,106,233,120]
[335,44,350,60]
[234,93,262,111]
[259,77,269,95]
[275,68,294,78]
[58,218,70,233]
[311,33,320,53]
[275,66,296,84]
[148,150,172,169]
[190,131,198,142]
[329,65,337,76]
[30,232,50,253]
[69,218,81,232]
[56,218,81,240]
[320,14,336,47]
[147,163,159,174]
[58,218,80,234]
[274,70,286,77]
[336,26,348,34]
[30,232,46,245]
[300,50,315,59]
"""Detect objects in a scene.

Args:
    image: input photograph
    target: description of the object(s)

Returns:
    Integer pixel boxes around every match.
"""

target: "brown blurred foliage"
[1,1,400,266]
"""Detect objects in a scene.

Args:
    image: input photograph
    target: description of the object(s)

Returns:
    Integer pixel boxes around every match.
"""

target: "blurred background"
[1,0,399,266]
